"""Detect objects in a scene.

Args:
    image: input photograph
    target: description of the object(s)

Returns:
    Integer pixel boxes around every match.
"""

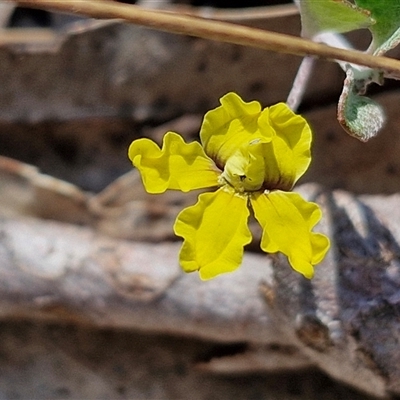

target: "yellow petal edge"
[174,187,252,280]
[200,92,273,167]
[128,132,220,193]
[260,103,313,191]
[251,191,330,278]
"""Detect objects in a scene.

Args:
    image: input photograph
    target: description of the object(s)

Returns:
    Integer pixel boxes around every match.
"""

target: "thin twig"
[286,32,358,111]
[139,3,300,21]
[286,56,314,111]
[14,0,400,79]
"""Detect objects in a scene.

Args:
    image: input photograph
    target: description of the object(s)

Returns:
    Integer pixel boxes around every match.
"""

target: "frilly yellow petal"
[251,190,330,278]
[128,132,220,193]
[174,187,252,280]
[261,103,312,191]
[200,92,273,167]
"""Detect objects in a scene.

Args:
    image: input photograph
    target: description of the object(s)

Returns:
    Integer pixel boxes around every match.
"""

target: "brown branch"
[0,214,281,344]
[14,0,400,79]
[2,160,400,395]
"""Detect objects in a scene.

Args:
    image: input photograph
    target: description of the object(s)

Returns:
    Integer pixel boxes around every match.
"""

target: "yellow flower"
[129,92,330,280]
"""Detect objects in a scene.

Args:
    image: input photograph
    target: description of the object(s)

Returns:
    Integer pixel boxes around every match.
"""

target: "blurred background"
[0,1,399,399]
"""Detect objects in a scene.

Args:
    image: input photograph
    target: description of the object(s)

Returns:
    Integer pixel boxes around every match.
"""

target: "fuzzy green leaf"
[355,0,400,54]
[297,0,374,38]
[338,67,385,141]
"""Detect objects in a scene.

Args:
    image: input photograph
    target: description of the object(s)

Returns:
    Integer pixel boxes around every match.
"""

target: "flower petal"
[200,92,273,167]
[128,132,220,193]
[251,191,330,278]
[259,103,312,191]
[174,187,252,280]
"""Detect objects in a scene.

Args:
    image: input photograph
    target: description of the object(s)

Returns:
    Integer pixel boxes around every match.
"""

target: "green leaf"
[297,0,374,38]
[355,0,400,54]
[337,67,385,141]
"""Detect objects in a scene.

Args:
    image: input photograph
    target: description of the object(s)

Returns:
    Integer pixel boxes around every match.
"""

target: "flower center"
[219,142,266,192]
